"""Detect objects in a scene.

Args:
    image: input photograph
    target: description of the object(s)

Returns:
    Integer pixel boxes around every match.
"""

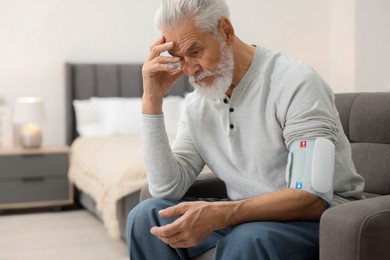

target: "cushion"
[334,93,359,140]
[349,93,390,144]
[91,97,142,135]
[351,143,390,195]
[73,96,184,137]
[72,99,102,137]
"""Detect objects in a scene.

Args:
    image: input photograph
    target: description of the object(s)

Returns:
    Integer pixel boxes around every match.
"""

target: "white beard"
[189,39,234,101]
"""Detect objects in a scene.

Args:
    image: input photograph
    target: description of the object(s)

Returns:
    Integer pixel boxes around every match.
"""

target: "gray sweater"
[142,46,364,206]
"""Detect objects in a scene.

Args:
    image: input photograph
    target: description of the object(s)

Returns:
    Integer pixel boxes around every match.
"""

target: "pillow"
[73,96,185,137]
[91,97,142,135]
[73,99,104,137]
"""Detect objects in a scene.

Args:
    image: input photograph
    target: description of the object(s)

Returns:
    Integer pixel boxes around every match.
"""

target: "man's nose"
[181,57,200,77]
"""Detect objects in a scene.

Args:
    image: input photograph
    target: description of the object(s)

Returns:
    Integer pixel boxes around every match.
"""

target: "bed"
[65,63,192,239]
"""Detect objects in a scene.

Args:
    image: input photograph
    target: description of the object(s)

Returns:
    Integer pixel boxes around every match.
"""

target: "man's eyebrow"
[185,42,200,53]
[168,42,200,57]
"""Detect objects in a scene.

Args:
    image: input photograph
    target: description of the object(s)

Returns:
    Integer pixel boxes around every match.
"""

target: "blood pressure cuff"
[286,137,335,205]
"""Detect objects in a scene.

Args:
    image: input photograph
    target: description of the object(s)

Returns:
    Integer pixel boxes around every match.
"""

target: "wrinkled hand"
[150,201,226,248]
[142,35,184,100]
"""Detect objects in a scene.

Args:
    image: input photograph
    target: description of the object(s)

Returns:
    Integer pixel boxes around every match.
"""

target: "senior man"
[127,0,365,259]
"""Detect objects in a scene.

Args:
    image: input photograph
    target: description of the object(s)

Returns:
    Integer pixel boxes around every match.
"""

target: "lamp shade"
[13,97,45,124]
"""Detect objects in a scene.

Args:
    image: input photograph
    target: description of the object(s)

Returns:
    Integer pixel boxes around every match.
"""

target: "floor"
[0,209,128,260]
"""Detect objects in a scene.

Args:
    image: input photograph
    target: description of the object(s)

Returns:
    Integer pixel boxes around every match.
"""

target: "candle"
[20,123,41,135]
[19,123,42,148]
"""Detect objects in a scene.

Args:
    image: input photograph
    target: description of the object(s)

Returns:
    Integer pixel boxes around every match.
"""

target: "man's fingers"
[150,225,194,248]
[159,203,187,218]
[169,240,193,249]
[144,63,181,77]
[155,56,181,64]
[150,222,181,238]
[149,35,166,51]
[151,41,174,55]
[147,41,175,61]
[151,226,199,249]
[171,67,185,79]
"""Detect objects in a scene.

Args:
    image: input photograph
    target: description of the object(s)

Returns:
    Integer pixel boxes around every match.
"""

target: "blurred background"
[0,0,389,146]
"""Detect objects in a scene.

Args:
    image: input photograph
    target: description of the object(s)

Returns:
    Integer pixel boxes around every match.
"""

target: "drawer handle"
[21,177,45,182]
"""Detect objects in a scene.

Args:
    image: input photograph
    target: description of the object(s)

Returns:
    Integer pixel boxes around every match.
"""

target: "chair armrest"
[320,195,390,260]
[139,172,227,202]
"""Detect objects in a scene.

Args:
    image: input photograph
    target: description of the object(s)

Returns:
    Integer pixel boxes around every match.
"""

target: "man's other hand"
[150,201,228,248]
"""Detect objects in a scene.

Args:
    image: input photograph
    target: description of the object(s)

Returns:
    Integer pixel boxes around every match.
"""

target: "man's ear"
[218,17,235,44]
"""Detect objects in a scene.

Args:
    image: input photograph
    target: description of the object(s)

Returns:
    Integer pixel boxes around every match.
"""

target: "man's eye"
[192,50,200,56]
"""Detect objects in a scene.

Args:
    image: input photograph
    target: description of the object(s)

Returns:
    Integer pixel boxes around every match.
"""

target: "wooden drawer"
[0,153,68,179]
[0,177,70,205]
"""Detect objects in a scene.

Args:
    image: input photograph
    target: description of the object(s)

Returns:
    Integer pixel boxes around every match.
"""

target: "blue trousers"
[126,198,319,260]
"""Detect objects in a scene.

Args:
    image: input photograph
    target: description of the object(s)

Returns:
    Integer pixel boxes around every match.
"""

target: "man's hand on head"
[142,36,184,114]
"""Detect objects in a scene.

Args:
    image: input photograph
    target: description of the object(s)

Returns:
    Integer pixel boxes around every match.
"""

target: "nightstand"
[0,146,73,210]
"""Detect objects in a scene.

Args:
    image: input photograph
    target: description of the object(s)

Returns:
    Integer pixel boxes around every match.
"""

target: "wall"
[0,0,161,145]
[0,0,389,146]
[328,0,356,93]
[356,0,390,92]
[227,0,331,85]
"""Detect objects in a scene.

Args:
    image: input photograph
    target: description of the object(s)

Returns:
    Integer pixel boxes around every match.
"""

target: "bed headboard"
[65,63,192,145]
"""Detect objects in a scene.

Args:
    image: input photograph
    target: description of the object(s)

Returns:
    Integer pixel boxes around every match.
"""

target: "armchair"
[140,92,390,260]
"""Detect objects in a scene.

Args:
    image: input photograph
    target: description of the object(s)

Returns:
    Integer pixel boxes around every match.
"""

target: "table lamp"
[13,97,45,148]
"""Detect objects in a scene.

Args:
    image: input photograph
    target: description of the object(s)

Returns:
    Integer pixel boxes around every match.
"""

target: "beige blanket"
[68,135,149,238]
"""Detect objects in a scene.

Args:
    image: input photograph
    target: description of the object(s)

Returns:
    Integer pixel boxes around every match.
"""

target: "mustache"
[192,71,216,81]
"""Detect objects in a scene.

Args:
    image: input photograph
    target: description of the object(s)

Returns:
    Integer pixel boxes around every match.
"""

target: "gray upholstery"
[116,190,141,240]
[352,143,390,195]
[139,92,390,260]
[347,93,390,144]
[320,195,390,260]
[320,93,390,260]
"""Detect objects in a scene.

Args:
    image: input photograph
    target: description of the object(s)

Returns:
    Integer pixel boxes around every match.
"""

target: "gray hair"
[155,0,230,34]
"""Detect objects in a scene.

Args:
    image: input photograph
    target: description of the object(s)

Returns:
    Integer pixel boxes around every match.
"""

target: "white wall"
[0,0,389,146]
[356,0,390,92]
[0,0,161,146]
[328,0,356,93]
[227,0,331,84]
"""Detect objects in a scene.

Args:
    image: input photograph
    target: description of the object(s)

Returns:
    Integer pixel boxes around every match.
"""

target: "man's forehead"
[164,36,199,57]
[163,21,206,55]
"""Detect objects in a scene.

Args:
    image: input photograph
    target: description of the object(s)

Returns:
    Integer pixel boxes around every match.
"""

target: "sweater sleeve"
[279,66,340,205]
[142,113,204,200]
[281,67,339,148]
